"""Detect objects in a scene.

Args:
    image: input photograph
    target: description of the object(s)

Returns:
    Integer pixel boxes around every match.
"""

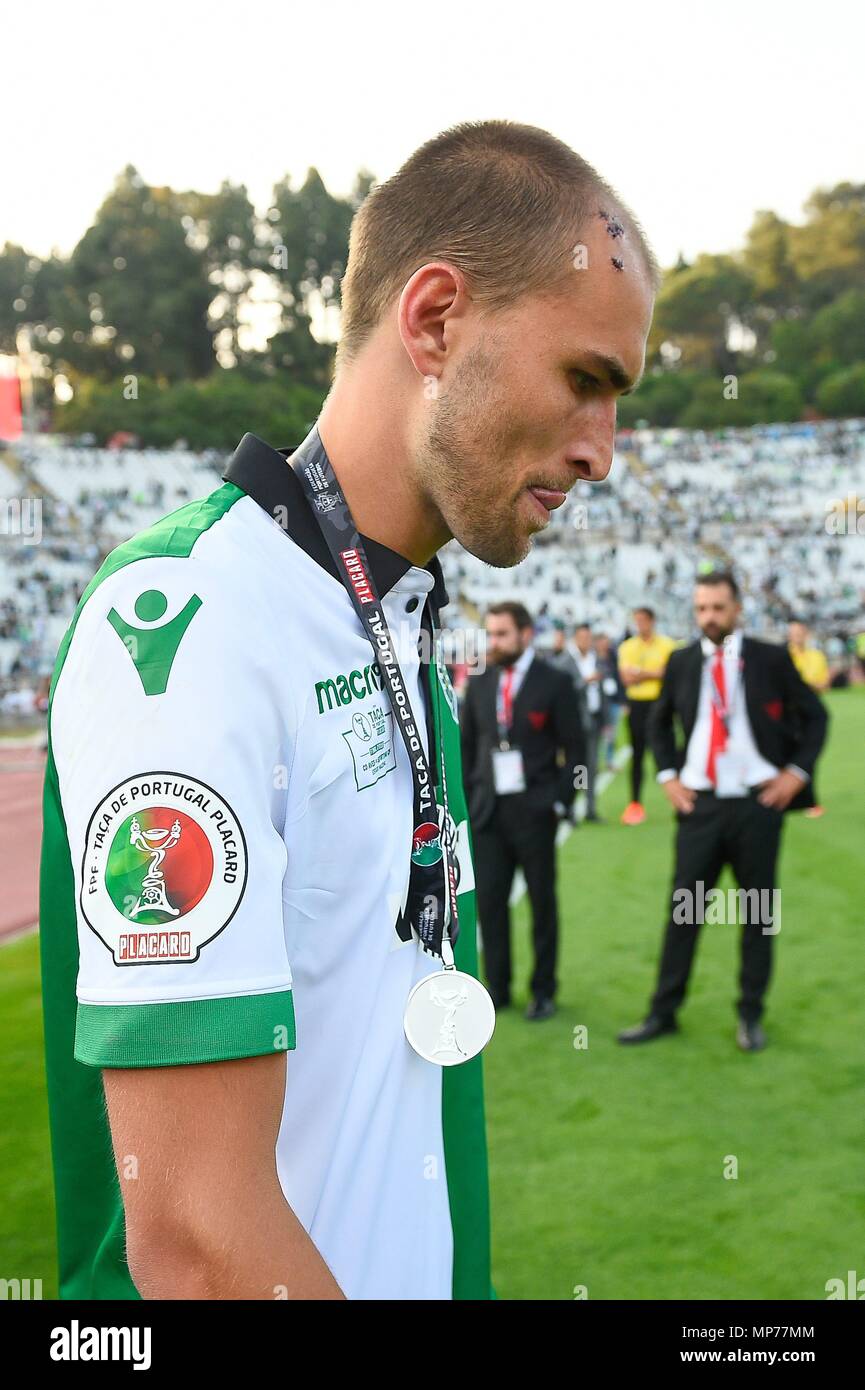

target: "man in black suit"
[618,572,828,1051]
[461,601,585,1021]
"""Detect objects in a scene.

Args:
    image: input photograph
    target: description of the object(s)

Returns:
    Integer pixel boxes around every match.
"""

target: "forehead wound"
[598,209,625,239]
[599,209,626,271]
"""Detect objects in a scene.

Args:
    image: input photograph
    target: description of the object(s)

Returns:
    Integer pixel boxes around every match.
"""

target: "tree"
[55,166,214,382]
[650,254,755,374]
[616,371,697,428]
[55,373,326,450]
[679,370,802,429]
[740,210,801,361]
[811,289,865,367]
[263,168,355,386]
[177,181,261,368]
[788,182,865,311]
[816,364,865,418]
[0,243,37,353]
[741,210,799,309]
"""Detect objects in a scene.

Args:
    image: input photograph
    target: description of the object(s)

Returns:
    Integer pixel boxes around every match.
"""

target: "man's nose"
[567,398,617,483]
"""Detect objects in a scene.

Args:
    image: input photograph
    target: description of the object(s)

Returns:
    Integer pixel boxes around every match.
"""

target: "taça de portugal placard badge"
[81,771,247,965]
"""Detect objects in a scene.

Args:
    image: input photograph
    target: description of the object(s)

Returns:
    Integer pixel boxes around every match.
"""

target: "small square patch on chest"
[342,705,397,790]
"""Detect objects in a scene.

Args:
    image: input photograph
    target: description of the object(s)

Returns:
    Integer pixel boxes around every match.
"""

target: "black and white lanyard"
[289,424,459,957]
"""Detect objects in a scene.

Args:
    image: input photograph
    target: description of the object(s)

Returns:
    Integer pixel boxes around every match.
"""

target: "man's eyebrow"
[578,352,644,394]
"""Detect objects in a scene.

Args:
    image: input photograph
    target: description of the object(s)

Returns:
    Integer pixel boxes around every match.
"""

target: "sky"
[3,0,863,269]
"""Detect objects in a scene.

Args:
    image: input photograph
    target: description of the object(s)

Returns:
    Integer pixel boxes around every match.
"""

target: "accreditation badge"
[404,967,496,1066]
[491,746,526,795]
[714,750,749,799]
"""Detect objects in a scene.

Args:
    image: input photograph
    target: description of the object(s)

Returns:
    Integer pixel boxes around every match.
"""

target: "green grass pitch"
[2,689,862,1299]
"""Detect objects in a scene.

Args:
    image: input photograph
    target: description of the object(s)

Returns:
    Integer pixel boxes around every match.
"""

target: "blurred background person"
[617,606,676,825]
[461,602,585,1020]
[547,618,590,761]
[547,618,578,680]
[788,618,830,693]
[595,631,625,771]
[788,617,831,817]
[574,622,607,822]
[618,572,828,1052]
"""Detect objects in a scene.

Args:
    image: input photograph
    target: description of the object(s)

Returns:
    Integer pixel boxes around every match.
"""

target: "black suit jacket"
[460,655,586,831]
[650,636,829,812]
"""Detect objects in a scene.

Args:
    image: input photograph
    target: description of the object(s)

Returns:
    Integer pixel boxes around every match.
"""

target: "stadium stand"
[1,420,863,720]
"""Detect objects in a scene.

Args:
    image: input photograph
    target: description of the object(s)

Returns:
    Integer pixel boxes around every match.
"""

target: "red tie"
[706,647,728,785]
[501,667,515,731]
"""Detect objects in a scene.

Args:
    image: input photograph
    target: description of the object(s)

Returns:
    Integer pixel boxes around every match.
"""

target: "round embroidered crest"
[80,772,248,965]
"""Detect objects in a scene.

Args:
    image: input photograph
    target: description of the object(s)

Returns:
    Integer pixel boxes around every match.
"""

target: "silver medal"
[404,967,496,1066]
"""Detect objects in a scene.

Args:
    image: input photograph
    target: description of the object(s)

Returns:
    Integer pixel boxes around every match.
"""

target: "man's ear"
[397,262,468,381]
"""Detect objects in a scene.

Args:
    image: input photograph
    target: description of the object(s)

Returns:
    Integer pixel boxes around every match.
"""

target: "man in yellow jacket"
[618,606,676,824]
[788,619,830,818]
[787,619,830,692]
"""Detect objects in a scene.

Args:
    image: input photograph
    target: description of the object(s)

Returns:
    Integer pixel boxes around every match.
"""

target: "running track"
[0,740,45,942]
[0,741,633,943]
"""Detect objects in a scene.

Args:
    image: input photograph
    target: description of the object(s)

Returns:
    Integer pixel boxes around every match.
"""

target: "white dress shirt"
[497,644,535,707]
[575,648,601,714]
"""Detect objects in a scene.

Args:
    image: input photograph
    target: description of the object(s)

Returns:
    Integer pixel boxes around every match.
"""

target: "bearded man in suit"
[618,572,828,1051]
[461,601,585,1020]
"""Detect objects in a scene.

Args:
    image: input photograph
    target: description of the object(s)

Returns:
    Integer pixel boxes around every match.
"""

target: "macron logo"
[50,1321,152,1371]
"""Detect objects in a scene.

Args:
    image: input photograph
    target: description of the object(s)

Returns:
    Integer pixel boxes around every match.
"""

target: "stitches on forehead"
[598,209,625,239]
[599,209,627,270]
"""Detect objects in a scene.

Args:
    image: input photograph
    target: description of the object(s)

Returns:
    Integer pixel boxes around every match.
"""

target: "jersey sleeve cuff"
[74,990,296,1069]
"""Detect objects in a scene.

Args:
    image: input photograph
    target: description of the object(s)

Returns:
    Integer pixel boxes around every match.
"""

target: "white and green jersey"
[40,432,492,1301]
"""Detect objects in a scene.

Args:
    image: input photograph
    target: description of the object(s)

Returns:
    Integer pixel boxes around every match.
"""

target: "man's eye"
[570,370,600,391]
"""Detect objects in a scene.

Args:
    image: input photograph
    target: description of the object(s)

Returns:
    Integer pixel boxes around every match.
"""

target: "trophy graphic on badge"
[429,976,469,1059]
[128,815,182,919]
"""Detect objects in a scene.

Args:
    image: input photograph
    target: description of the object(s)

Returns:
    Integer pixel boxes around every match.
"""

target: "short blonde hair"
[336,119,659,369]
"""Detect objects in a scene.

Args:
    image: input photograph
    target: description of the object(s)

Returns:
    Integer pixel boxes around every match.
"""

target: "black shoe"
[525,997,556,1022]
[736,1020,766,1051]
[584,812,605,824]
[490,992,511,1012]
[617,1015,678,1044]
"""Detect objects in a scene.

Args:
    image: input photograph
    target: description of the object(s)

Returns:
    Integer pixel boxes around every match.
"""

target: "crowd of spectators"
[1,421,863,721]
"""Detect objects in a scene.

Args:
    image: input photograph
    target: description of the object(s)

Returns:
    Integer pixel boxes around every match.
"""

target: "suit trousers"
[584,708,604,815]
[649,790,784,1024]
[473,795,559,1002]
[627,699,656,803]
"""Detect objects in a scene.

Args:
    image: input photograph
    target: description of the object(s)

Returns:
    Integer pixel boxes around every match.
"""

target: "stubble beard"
[701,621,732,644]
[415,348,538,569]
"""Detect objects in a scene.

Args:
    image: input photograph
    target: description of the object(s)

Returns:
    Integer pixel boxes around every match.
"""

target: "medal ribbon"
[289,424,458,957]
